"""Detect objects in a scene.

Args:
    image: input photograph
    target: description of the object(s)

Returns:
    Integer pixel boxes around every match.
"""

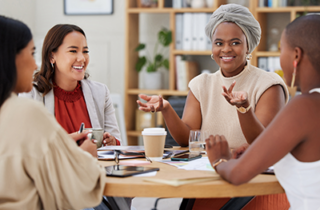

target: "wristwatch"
[212,159,228,172]
[237,105,251,114]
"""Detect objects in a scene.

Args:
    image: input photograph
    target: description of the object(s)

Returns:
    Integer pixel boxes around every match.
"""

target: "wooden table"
[98,152,284,209]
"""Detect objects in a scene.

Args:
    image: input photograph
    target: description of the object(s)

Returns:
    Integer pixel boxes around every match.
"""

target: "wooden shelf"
[125,0,320,145]
[173,50,212,55]
[256,51,281,57]
[127,130,142,137]
[127,89,189,96]
[256,6,320,13]
[127,8,216,14]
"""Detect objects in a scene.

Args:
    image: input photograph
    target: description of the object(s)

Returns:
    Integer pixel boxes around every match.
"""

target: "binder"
[197,13,208,51]
[173,0,182,8]
[206,13,212,50]
[175,56,200,91]
[267,57,275,72]
[258,57,268,71]
[191,13,199,50]
[175,13,183,50]
[182,13,192,51]
[175,55,188,91]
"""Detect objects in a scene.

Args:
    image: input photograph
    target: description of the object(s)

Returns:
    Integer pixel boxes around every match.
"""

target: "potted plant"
[135,27,172,89]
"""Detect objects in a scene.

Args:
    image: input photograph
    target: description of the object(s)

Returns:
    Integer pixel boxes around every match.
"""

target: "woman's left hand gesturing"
[206,135,231,165]
[103,132,117,146]
[222,81,248,106]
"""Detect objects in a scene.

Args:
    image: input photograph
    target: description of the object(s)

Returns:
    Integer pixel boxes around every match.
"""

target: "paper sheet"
[162,157,214,171]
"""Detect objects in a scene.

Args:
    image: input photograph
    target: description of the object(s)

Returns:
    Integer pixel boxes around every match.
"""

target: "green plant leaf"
[146,64,156,72]
[155,54,163,62]
[158,28,172,47]
[135,56,146,72]
[163,59,169,70]
[135,43,145,51]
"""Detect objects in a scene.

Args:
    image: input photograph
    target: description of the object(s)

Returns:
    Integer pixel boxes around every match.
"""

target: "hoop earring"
[246,54,252,61]
[51,62,54,69]
[211,54,214,60]
[291,60,297,88]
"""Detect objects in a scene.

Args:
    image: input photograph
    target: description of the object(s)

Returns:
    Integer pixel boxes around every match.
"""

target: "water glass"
[189,130,208,154]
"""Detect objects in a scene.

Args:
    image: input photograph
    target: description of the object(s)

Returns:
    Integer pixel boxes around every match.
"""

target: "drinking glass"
[188,130,208,154]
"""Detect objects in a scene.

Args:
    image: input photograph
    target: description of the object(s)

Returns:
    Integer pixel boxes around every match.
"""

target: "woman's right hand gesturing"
[137,94,168,113]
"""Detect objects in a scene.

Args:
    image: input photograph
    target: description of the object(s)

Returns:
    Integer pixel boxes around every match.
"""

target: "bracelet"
[212,159,228,172]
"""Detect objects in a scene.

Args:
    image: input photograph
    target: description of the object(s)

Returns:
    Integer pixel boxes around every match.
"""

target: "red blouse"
[53,82,92,134]
[53,82,120,145]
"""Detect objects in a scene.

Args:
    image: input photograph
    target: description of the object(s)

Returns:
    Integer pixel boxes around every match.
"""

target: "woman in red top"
[21,24,121,146]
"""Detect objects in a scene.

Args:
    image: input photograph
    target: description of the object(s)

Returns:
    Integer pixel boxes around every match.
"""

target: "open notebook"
[97,146,188,161]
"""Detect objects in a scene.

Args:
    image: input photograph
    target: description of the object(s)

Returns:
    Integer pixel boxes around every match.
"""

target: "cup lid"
[142,128,167,136]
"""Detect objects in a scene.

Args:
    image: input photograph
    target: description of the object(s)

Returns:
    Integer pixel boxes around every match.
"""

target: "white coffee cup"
[142,128,167,161]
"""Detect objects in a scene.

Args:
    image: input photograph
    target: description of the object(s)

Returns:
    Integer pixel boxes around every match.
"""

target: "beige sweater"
[189,64,289,148]
[0,94,106,210]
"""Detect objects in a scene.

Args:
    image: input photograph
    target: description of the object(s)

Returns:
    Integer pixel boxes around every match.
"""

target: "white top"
[189,64,288,148]
[0,94,106,209]
[274,88,320,210]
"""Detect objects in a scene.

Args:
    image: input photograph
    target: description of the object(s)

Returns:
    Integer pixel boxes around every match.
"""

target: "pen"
[79,122,84,133]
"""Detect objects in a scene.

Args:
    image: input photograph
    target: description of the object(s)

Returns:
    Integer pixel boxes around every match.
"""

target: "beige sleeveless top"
[189,64,289,148]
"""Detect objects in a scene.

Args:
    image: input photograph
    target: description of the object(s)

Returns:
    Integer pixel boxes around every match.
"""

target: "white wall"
[0,0,126,96]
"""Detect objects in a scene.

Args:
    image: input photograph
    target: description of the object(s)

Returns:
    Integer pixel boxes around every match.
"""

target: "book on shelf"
[176,13,211,51]
[191,13,199,51]
[260,0,287,7]
[175,56,200,91]
[206,13,212,50]
[175,13,183,50]
[182,13,192,51]
[258,56,281,73]
[197,13,208,51]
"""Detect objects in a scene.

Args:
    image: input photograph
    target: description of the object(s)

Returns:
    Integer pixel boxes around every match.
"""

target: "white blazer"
[19,79,122,143]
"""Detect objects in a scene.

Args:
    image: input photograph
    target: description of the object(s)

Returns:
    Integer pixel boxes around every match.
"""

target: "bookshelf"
[124,0,320,145]
[251,1,320,67]
[124,0,224,145]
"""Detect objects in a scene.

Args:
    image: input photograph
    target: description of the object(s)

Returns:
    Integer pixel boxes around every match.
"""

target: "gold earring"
[211,54,214,60]
[291,61,297,88]
[246,54,252,61]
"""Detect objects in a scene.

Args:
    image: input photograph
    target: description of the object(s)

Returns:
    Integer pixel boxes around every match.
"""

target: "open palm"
[222,81,248,106]
[136,94,165,112]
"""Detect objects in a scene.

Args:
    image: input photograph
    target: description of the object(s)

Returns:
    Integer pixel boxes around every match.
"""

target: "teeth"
[222,57,233,59]
[73,66,84,70]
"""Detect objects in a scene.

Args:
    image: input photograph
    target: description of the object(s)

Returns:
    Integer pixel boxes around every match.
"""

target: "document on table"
[162,157,214,171]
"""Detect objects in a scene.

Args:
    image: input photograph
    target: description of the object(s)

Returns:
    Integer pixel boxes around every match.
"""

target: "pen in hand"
[77,123,85,146]
[79,122,84,133]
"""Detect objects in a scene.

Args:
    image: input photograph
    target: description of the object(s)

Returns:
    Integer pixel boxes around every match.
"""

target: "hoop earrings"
[291,60,297,88]
[211,54,214,60]
[246,54,252,61]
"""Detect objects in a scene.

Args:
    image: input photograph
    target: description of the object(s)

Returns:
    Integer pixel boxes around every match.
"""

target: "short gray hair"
[205,4,261,53]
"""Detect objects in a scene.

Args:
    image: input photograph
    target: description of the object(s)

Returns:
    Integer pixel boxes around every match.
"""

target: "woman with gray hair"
[137,4,289,209]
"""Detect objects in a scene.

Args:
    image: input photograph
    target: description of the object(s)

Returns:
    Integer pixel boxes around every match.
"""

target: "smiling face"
[211,22,248,77]
[51,31,89,88]
[14,40,37,93]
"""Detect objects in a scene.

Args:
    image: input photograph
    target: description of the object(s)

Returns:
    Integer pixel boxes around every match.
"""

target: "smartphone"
[171,153,202,161]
